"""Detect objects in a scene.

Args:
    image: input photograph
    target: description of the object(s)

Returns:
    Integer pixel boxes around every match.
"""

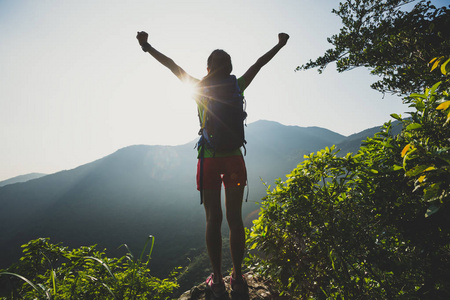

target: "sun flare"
[178,79,199,101]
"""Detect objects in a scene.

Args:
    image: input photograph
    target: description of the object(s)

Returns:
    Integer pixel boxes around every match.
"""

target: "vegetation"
[297,0,450,95]
[2,4,449,299]
[251,1,450,297]
[247,58,450,298]
[3,69,448,300]
[0,236,179,299]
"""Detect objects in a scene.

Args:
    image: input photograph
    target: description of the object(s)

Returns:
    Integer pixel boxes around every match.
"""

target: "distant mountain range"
[0,120,401,278]
[0,173,46,187]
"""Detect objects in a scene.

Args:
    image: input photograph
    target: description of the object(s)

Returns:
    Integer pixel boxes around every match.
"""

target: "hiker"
[136,31,289,297]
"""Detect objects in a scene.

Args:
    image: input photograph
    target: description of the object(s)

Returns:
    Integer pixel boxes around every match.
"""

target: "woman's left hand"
[136,31,149,46]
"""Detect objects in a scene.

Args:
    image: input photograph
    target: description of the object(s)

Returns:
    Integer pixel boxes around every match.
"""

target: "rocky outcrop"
[178,272,292,300]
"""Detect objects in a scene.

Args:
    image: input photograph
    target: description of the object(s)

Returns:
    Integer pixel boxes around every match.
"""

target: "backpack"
[197,75,247,154]
[197,75,248,204]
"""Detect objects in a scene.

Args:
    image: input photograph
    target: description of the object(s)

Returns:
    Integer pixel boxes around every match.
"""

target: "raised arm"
[136,31,199,84]
[241,33,289,89]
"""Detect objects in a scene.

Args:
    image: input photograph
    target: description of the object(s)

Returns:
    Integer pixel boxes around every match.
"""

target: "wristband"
[141,43,151,52]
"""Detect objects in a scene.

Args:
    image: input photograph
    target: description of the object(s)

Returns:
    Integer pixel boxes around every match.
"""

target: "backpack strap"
[198,142,205,205]
[245,178,249,202]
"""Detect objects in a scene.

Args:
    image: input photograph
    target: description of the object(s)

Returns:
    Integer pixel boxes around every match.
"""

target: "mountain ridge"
[0,120,398,283]
[0,173,47,187]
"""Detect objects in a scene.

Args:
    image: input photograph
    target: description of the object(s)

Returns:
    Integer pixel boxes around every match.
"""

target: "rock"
[178,272,292,300]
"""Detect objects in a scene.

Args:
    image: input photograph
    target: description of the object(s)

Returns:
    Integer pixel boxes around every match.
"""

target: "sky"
[1,0,446,181]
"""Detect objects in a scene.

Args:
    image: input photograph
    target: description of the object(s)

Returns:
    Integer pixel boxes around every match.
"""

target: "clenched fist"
[278,33,289,47]
[136,31,149,46]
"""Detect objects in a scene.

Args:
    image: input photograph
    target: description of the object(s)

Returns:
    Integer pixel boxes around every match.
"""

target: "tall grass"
[0,236,178,300]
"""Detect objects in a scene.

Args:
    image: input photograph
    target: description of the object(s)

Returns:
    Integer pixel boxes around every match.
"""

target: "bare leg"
[225,186,245,279]
[203,189,223,283]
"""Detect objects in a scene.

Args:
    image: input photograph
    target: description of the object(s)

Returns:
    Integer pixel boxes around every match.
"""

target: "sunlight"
[179,80,198,101]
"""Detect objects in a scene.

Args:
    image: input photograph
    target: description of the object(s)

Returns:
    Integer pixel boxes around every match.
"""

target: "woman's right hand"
[278,33,289,47]
[136,31,149,46]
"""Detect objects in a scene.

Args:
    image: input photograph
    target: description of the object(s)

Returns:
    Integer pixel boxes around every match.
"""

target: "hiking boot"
[206,273,227,298]
[230,274,249,296]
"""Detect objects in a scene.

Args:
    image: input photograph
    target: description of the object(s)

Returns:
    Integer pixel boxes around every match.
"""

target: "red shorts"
[197,156,247,190]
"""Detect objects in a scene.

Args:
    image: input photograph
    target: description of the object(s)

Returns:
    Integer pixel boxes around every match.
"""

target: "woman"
[136,31,289,297]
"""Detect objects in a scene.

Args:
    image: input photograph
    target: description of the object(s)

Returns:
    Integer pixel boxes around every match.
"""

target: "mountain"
[0,173,47,187]
[334,120,403,155]
[0,120,396,279]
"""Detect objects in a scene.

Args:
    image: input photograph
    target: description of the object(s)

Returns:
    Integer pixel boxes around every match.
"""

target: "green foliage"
[0,236,179,299]
[248,61,450,298]
[400,60,450,218]
[297,0,450,95]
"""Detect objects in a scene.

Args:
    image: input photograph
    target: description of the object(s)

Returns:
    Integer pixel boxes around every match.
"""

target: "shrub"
[0,236,179,299]
[247,58,450,299]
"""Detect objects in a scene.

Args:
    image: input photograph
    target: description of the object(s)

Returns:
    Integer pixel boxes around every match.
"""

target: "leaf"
[390,113,402,121]
[409,93,427,99]
[118,244,134,260]
[406,123,422,131]
[429,81,442,95]
[431,60,440,72]
[441,58,450,75]
[424,166,436,172]
[406,165,434,177]
[401,144,411,157]
[51,270,57,295]
[144,235,155,265]
[0,272,46,298]
[436,101,450,110]
[418,175,426,183]
[100,283,117,300]
[430,56,444,72]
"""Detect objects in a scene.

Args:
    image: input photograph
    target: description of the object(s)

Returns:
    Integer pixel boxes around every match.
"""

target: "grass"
[0,236,178,300]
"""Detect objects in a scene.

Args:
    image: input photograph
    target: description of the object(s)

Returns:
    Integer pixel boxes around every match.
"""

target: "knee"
[226,213,243,231]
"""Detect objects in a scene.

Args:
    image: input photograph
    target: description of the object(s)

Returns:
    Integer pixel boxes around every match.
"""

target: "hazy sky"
[1,0,446,181]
